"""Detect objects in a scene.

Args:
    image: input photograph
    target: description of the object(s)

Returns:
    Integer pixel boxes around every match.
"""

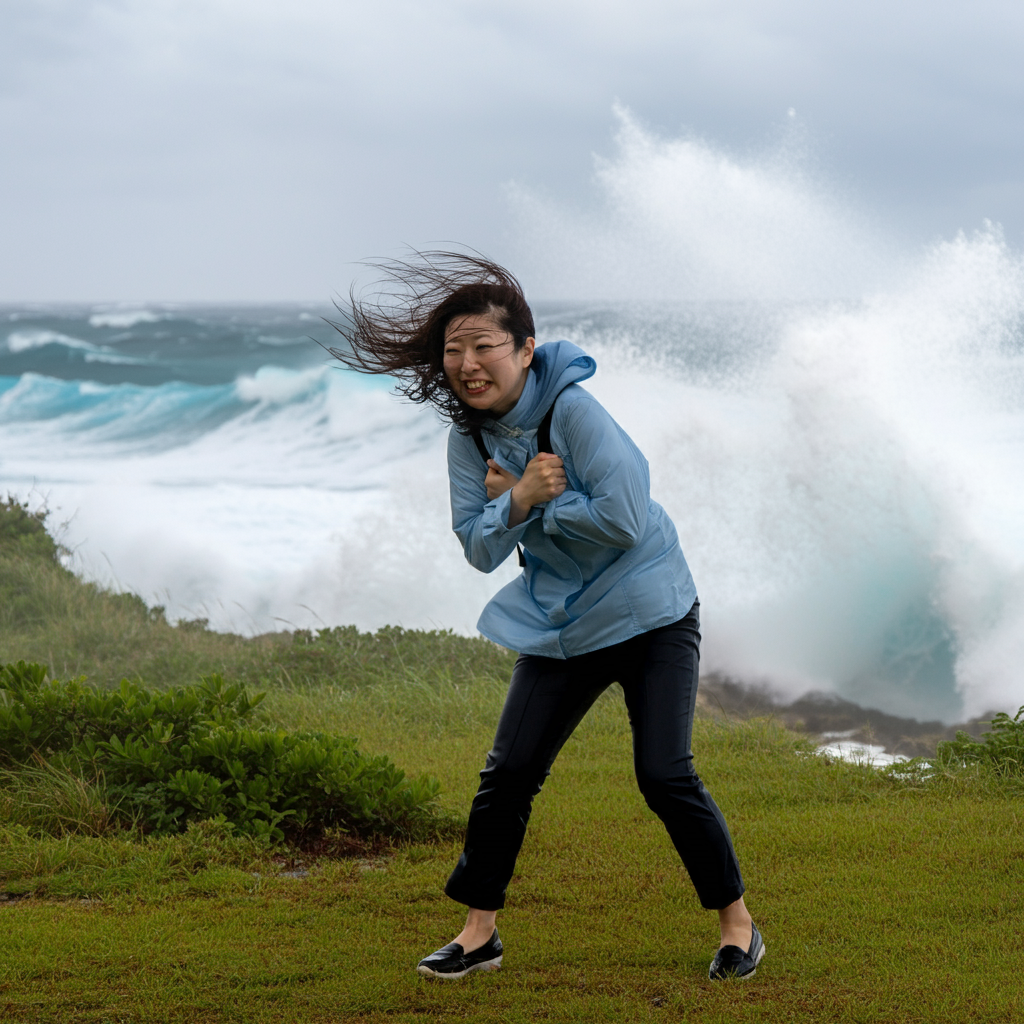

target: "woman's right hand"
[508,453,566,527]
[485,460,519,502]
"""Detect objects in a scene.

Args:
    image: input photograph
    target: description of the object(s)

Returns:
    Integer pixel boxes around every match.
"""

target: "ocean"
[3,242,1024,729]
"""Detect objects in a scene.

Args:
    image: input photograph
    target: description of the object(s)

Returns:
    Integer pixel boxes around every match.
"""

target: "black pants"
[445,600,745,911]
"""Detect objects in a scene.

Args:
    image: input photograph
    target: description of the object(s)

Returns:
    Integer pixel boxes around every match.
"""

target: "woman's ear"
[520,337,536,367]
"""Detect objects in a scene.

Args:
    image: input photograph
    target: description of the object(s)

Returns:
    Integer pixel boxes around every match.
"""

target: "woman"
[333,253,763,982]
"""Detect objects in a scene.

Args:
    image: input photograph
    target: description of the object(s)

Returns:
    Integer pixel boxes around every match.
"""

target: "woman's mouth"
[463,380,492,395]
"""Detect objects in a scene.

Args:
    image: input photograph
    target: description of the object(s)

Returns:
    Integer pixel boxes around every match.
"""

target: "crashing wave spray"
[505,110,1024,721]
[508,105,899,302]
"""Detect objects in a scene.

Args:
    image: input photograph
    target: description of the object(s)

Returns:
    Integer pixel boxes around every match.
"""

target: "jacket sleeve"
[540,393,649,549]
[448,429,542,573]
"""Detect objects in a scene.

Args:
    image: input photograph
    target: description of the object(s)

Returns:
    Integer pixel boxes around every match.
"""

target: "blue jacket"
[447,340,697,658]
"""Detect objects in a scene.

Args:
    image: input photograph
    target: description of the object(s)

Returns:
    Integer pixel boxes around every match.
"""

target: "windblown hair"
[328,251,535,433]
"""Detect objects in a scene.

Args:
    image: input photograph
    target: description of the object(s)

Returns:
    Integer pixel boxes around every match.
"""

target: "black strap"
[472,431,490,463]
[469,386,568,468]
[471,387,570,570]
[536,401,557,457]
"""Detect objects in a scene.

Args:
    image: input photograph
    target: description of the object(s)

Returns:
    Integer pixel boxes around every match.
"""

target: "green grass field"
[2,498,1023,1023]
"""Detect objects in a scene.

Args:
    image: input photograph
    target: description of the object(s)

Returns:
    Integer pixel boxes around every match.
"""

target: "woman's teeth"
[465,381,490,391]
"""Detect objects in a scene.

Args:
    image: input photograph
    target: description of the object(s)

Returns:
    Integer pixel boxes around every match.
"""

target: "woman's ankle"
[453,909,497,952]
[717,896,753,948]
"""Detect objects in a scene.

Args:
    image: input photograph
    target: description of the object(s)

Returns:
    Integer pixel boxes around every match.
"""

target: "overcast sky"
[3,0,1024,301]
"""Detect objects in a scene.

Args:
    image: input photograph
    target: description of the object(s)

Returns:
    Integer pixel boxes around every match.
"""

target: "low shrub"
[934,705,1024,776]
[0,661,446,844]
[0,496,65,563]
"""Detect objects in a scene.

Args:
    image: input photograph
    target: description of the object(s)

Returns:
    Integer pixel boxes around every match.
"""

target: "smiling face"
[442,312,535,416]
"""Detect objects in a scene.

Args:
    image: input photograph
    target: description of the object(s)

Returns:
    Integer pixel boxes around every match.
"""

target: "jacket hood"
[497,341,596,432]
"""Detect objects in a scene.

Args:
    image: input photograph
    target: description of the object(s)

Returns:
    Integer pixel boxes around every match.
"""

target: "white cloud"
[1,0,1023,299]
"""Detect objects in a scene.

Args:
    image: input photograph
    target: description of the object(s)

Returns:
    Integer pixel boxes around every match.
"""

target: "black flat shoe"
[416,928,504,979]
[708,921,765,981]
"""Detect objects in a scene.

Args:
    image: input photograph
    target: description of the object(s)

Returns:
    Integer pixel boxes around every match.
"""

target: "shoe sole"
[416,955,503,980]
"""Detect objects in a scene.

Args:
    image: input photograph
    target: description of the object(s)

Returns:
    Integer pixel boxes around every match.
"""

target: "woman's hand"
[508,452,566,528]
[485,459,519,502]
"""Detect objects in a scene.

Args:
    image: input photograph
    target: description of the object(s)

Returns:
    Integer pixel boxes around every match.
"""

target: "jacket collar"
[495,341,596,434]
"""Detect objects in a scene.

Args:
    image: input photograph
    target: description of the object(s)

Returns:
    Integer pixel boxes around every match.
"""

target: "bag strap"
[536,400,558,456]
[471,431,490,464]
[470,384,570,467]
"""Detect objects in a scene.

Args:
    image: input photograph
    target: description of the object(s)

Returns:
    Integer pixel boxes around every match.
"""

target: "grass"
[1,497,1023,1022]
[3,686,1023,1022]
[0,762,120,838]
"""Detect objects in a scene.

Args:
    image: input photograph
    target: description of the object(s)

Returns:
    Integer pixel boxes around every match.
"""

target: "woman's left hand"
[485,459,520,501]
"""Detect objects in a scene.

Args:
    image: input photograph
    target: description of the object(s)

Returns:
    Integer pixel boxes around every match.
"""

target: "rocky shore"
[698,674,997,758]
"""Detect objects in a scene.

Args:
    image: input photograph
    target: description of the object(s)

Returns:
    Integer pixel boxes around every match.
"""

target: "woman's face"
[443,313,535,416]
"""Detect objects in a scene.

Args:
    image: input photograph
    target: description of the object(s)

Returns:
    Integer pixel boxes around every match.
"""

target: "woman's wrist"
[507,485,530,529]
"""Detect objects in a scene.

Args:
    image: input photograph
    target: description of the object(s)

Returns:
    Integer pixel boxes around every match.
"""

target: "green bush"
[0,661,444,844]
[0,496,65,563]
[935,705,1024,776]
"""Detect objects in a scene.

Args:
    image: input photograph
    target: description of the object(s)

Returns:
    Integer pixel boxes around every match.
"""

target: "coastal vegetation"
[0,496,1021,1023]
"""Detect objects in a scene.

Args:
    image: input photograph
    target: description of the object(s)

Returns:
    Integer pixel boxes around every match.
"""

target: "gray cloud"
[1,0,1023,299]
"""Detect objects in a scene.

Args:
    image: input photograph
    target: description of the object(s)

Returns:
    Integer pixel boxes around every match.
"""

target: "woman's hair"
[328,250,535,433]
